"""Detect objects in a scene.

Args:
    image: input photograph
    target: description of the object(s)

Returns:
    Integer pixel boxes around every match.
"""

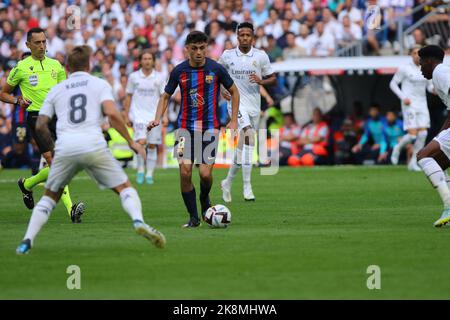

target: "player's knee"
[199,171,212,183]
[416,148,429,161]
[180,167,192,181]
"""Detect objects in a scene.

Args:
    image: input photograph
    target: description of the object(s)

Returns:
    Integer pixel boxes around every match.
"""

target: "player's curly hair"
[418,45,445,62]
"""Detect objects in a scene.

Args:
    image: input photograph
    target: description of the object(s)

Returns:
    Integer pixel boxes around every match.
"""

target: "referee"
[0,28,85,223]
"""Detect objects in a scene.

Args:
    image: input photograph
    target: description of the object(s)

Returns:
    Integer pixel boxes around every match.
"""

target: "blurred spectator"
[338,0,363,26]
[308,21,336,57]
[283,32,308,59]
[251,0,269,28]
[279,112,302,166]
[351,104,389,164]
[288,108,330,166]
[336,15,363,49]
[384,110,404,162]
[334,118,359,164]
[266,35,284,62]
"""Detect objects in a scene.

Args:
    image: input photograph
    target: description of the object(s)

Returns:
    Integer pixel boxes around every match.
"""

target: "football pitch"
[1,166,450,299]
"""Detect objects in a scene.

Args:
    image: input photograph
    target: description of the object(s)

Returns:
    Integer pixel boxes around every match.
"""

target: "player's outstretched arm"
[148,92,171,131]
[103,100,146,160]
[123,93,133,126]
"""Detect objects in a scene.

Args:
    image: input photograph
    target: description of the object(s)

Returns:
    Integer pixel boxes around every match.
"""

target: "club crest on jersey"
[205,75,214,83]
[29,66,34,72]
[252,61,258,68]
[28,75,38,86]
[51,69,57,79]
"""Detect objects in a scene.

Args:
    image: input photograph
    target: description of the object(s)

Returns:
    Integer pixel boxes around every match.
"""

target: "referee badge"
[51,69,57,79]
[28,75,38,86]
[205,75,214,83]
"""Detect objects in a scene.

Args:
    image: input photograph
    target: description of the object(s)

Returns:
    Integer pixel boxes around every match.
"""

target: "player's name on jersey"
[65,80,89,90]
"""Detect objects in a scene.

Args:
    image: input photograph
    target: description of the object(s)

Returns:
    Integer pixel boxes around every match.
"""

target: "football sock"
[61,185,73,215]
[200,179,212,212]
[225,148,242,185]
[242,144,254,186]
[418,157,450,207]
[24,195,56,246]
[146,147,157,178]
[410,131,427,167]
[137,154,145,175]
[414,131,427,153]
[397,134,416,152]
[181,187,199,222]
[120,187,144,222]
[23,166,50,190]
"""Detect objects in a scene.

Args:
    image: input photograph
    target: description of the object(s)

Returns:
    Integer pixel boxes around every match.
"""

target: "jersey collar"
[139,68,155,78]
[69,71,90,78]
[236,46,254,57]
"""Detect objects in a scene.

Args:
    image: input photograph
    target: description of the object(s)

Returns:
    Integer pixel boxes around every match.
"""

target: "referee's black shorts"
[26,111,57,154]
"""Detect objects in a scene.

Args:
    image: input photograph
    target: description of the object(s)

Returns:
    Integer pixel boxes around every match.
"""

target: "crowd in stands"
[0,0,447,168]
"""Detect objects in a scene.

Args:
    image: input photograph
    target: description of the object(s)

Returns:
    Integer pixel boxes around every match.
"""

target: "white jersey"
[432,63,450,109]
[390,62,432,111]
[219,47,274,116]
[126,69,165,124]
[40,71,114,156]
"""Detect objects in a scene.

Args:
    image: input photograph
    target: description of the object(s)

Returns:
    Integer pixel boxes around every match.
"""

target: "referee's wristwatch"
[13,97,19,105]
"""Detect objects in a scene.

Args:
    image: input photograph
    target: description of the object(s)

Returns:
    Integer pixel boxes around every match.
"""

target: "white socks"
[225,148,242,185]
[414,131,427,154]
[24,196,56,245]
[137,154,145,174]
[120,187,144,222]
[410,131,427,168]
[398,133,416,151]
[418,157,450,207]
[146,147,157,178]
[242,144,254,186]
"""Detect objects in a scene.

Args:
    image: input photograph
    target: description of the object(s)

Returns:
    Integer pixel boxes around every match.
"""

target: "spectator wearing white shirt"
[46,26,65,58]
[264,9,283,39]
[322,8,341,39]
[336,15,363,49]
[295,24,312,54]
[338,0,363,27]
[308,21,336,57]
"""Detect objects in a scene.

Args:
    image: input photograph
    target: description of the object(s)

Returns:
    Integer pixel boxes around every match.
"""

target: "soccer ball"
[204,204,231,228]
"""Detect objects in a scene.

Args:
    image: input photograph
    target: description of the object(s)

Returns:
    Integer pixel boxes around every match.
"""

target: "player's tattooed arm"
[35,115,55,152]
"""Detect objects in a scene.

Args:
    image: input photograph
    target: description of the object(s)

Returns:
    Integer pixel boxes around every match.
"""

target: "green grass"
[1,166,450,299]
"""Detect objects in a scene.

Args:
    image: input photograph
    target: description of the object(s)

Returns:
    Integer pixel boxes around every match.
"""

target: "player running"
[416,45,450,227]
[0,27,85,222]
[123,50,165,185]
[16,46,165,255]
[218,22,276,202]
[389,45,433,171]
[148,31,239,228]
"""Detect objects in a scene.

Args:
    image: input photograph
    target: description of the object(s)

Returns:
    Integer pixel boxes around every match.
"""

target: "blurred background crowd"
[0,0,449,169]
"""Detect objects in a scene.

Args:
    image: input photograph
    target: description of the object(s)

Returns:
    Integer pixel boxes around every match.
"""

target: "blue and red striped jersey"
[165,58,234,131]
[12,87,27,126]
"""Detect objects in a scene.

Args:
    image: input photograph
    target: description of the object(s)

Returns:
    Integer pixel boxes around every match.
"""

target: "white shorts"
[434,128,450,159]
[46,148,128,192]
[133,122,162,145]
[229,108,260,131]
[402,108,430,130]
